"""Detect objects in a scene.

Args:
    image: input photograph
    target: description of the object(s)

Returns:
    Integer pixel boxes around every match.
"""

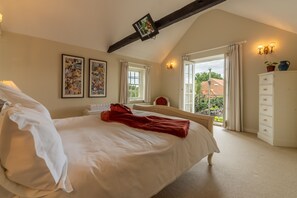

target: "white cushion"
[0,82,51,118]
[0,164,56,197]
[0,105,72,194]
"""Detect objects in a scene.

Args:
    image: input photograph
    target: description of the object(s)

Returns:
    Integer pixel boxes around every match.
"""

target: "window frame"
[127,65,146,103]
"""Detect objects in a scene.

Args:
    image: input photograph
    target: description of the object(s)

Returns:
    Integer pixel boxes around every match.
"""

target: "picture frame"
[132,13,159,41]
[61,54,84,98]
[88,59,107,98]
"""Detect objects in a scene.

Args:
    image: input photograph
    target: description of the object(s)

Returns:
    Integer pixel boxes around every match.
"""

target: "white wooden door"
[182,60,195,113]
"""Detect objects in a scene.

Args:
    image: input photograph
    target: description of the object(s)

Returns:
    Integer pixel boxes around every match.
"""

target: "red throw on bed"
[101,104,189,138]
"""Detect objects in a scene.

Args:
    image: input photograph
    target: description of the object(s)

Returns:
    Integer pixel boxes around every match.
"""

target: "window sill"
[128,100,146,104]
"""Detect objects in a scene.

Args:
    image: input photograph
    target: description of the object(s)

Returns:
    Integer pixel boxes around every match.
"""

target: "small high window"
[128,66,146,102]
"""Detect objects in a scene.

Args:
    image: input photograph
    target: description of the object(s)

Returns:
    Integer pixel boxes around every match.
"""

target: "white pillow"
[0,105,72,194]
[0,82,51,118]
[0,164,57,197]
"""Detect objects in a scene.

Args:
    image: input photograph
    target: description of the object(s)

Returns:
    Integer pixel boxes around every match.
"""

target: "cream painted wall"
[0,32,161,118]
[161,9,297,133]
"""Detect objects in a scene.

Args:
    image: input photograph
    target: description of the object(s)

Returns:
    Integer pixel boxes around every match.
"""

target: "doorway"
[183,55,225,126]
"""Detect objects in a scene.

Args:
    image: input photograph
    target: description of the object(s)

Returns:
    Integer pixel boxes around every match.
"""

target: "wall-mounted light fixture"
[166,61,175,69]
[258,42,276,55]
[167,63,173,69]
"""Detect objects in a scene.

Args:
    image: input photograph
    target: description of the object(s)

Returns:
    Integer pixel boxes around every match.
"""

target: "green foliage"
[195,96,223,113]
[264,61,278,66]
[195,72,224,123]
[211,97,224,108]
[214,116,223,123]
[195,72,223,97]
[195,95,208,112]
[195,72,223,82]
[129,85,139,98]
[194,71,224,122]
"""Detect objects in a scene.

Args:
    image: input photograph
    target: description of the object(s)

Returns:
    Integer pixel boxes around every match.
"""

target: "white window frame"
[182,60,195,113]
[181,54,225,113]
[128,65,146,103]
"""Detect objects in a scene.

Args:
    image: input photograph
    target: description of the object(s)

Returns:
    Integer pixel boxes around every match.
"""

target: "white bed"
[0,81,219,198]
[43,106,219,198]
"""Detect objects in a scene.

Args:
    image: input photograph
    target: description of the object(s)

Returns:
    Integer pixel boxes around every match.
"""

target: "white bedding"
[44,110,219,198]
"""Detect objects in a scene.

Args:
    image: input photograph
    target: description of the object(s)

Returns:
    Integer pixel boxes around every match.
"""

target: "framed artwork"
[132,13,159,41]
[89,59,107,98]
[61,54,84,98]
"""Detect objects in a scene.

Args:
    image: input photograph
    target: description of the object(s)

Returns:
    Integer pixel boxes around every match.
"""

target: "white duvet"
[44,110,219,198]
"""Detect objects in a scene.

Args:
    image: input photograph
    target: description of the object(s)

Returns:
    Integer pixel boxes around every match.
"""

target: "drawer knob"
[263,78,267,81]
[264,119,267,121]
[263,98,267,101]
[263,109,267,111]
[263,88,268,91]
[264,129,267,132]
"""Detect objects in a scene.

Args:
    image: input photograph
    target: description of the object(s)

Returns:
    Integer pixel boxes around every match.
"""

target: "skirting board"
[244,128,258,134]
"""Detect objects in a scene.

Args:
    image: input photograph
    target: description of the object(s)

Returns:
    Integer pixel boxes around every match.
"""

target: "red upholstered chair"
[153,96,170,106]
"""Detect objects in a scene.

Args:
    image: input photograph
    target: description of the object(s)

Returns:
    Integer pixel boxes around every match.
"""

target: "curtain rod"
[185,40,247,56]
[120,60,150,68]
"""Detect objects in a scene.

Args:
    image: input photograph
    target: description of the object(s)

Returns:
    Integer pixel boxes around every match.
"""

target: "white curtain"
[225,44,243,132]
[119,62,151,104]
[119,62,128,104]
[144,66,151,103]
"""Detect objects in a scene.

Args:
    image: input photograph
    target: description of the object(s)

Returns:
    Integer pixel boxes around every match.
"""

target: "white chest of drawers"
[258,71,297,147]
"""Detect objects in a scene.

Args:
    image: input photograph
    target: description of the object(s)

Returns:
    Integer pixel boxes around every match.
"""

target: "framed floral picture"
[89,59,107,98]
[61,54,84,98]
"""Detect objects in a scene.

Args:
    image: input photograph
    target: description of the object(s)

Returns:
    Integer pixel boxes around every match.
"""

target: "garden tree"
[195,72,223,82]
[195,71,224,122]
[195,72,223,96]
[129,85,139,98]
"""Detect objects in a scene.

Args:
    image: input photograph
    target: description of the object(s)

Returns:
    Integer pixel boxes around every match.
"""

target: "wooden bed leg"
[207,153,213,166]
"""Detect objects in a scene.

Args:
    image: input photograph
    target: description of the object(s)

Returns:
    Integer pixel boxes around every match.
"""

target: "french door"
[181,55,226,127]
[182,60,195,113]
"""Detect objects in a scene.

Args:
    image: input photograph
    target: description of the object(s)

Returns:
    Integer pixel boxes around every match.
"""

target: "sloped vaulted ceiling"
[0,0,297,63]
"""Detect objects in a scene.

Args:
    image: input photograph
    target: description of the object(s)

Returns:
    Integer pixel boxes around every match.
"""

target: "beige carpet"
[153,126,297,198]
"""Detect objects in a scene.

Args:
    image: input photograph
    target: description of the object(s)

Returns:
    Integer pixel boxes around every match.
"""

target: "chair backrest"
[153,96,170,106]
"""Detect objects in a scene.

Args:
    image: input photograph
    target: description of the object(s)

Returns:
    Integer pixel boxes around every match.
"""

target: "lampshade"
[0,80,21,91]
[0,13,2,23]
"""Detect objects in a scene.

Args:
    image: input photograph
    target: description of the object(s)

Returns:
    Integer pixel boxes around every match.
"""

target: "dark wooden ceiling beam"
[155,0,225,30]
[107,0,226,53]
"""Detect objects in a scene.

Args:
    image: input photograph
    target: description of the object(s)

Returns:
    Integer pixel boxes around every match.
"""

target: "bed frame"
[133,104,215,165]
